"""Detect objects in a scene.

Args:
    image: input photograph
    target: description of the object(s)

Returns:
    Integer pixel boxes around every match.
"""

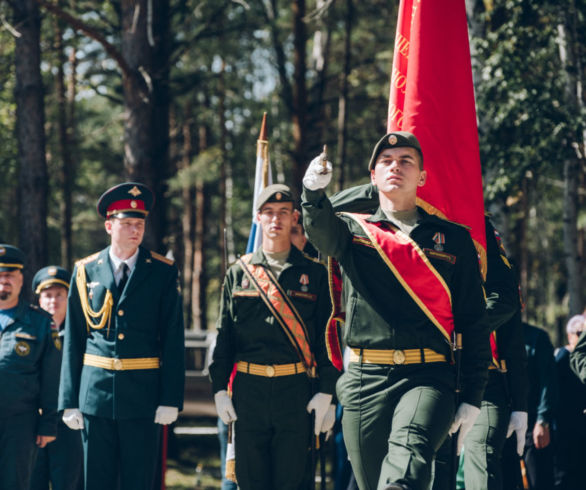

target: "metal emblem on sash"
[432,232,445,252]
[299,273,309,292]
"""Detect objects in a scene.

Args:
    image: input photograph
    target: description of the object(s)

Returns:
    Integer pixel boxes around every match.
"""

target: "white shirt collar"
[109,247,140,276]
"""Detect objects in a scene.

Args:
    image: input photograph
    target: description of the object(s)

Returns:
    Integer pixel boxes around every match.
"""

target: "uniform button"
[118,333,125,340]
[113,359,123,370]
[118,309,124,316]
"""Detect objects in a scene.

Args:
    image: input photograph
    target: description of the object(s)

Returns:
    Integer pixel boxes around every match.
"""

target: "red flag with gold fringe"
[388,0,487,276]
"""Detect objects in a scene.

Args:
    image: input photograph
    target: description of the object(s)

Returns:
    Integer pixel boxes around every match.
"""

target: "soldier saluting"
[210,184,338,490]
[58,182,185,490]
[301,132,491,490]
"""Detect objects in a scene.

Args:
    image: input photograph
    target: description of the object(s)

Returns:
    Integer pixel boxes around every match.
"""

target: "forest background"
[0,0,584,347]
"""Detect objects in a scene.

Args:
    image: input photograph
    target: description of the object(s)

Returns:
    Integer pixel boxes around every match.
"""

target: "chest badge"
[299,273,309,292]
[241,277,250,289]
[15,341,31,357]
[432,232,445,252]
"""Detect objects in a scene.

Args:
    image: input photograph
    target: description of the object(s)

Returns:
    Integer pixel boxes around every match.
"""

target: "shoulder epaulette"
[301,251,324,265]
[76,252,100,266]
[150,251,174,266]
[28,303,53,320]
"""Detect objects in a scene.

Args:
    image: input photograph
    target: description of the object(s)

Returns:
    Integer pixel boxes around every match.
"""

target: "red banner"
[388,0,487,277]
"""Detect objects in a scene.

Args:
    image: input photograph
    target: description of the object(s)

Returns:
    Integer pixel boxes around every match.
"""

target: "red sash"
[326,257,345,371]
[238,255,317,374]
[490,332,500,368]
[345,213,455,341]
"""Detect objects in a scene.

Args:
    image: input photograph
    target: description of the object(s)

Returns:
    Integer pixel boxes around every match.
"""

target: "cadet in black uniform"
[0,245,60,490]
[30,266,83,490]
[58,183,185,490]
[210,184,338,490]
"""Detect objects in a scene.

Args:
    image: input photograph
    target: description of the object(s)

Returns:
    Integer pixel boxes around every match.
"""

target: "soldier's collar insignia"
[128,186,142,197]
[146,258,152,264]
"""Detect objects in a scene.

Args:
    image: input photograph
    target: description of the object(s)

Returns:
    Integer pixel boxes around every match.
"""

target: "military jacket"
[302,185,491,407]
[0,301,60,435]
[58,246,185,419]
[571,330,586,384]
[209,246,338,395]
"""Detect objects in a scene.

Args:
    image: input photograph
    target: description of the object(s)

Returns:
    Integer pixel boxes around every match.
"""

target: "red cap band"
[106,199,148,216]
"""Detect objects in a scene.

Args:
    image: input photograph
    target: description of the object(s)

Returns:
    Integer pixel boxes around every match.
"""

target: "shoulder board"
[301,252,324,265]
[150,251,174,265]
[76,252,100,266]
[28,304,53,320]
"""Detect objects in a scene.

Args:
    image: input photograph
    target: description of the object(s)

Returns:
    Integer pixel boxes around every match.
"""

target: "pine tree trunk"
[14,0,48,296]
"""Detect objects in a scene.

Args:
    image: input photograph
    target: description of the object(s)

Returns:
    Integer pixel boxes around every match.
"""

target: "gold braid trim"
[76,264,114,336]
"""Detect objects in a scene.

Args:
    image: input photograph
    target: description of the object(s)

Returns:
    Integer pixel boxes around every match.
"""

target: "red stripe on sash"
[345,213,454,342]
[326,257,345,371]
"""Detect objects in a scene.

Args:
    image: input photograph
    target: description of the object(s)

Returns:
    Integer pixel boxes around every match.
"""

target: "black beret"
[97,182,154,219]
[256,184,295,210]
[32,266,71,294]
[0,244,25,272]
[368,131,423,170]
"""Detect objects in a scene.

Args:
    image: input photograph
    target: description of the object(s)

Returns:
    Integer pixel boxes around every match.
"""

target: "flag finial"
[259,112,268,141]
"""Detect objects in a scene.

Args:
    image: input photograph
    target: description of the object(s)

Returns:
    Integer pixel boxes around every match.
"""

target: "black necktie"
[118,263,129,293]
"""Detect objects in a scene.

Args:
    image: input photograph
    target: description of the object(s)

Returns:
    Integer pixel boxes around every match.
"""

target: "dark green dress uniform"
[58,245,185,490]
[570,329,586,382]
[0,303,60,490]
[30,266,83,490]
[303,184,490,490]
[209,246,338,490]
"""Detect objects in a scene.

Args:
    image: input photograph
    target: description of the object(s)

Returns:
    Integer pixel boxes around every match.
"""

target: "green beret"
[32,266,71,294]
[368,131,423,170]
[256,184,295,210]
[97,182,154,219]
[0,244,25,272]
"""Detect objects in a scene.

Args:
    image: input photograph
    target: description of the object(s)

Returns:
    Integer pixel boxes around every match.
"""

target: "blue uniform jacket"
[58,246,185,419]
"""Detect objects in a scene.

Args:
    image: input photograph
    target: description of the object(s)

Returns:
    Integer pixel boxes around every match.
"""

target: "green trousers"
[433,372,509,490]
[232,371,312,490]
[338,362,456,490]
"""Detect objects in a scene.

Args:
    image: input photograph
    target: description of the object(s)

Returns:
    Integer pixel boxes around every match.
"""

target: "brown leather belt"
[349,348,447,365]
[83,353,160,371]
[236,361,306,377]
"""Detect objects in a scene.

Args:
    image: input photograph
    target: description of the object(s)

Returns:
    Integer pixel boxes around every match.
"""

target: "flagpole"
[258,112,269,187]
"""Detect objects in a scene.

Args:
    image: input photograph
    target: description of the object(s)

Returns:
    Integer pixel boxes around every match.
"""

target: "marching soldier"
[58,182,185,490]
[0,245,60,490]
[30,266,83,490]
[301,132,491,490]
[210,184,338,490]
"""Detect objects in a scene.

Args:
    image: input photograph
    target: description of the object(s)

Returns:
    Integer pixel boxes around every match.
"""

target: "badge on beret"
[15,341,31,357]
[48,267,57,276]
[275,192,282,201]
[388,135,398,145]
[128,186,142,197]
[130,200,138,209]
[0,247,5,256]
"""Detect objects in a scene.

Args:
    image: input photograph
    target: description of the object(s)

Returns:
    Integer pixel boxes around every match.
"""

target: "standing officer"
[326,183,529,490]
[58,182,185,490]
[30,266,83,490]
[0,245,60,490]
[210,184,338,490]
[301,132,491,490]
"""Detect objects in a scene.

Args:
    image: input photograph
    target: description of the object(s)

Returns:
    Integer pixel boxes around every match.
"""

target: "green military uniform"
[570,329,586,382]
[0,246,61,490]
[30,266,83,490]
[210,244,338,490]
[304,183,490,490]
[58,183,185,490]
[435,218,528,490]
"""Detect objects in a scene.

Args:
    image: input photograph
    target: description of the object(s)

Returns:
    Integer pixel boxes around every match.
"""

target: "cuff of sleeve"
[38,413,59,437]
[302,187,327,205]
[460,390,483,409]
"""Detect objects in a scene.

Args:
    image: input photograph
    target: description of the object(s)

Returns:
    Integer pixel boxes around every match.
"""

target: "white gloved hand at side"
[449,402,481,455]
[214,390,237,425]
[506,410,528,456]
[303,154,333,191]
[62,408,84,430]
[321,404,336,436]
[306,393,333,436]
[154,405,179,425]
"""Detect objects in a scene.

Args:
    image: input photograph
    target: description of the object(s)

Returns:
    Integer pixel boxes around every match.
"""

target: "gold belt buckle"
[265,365,276,377]
[392,350,406,365]
[113,359,123,371]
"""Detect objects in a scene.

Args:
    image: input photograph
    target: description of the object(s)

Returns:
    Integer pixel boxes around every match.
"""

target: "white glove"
[154,405,179,425]
[62,408,84,430]
[322,404,336,440]
[448,402,481,455]
[506,411,528,456]
[306,393,333,436]
[214,390,237,425]
[303,153,333,191]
